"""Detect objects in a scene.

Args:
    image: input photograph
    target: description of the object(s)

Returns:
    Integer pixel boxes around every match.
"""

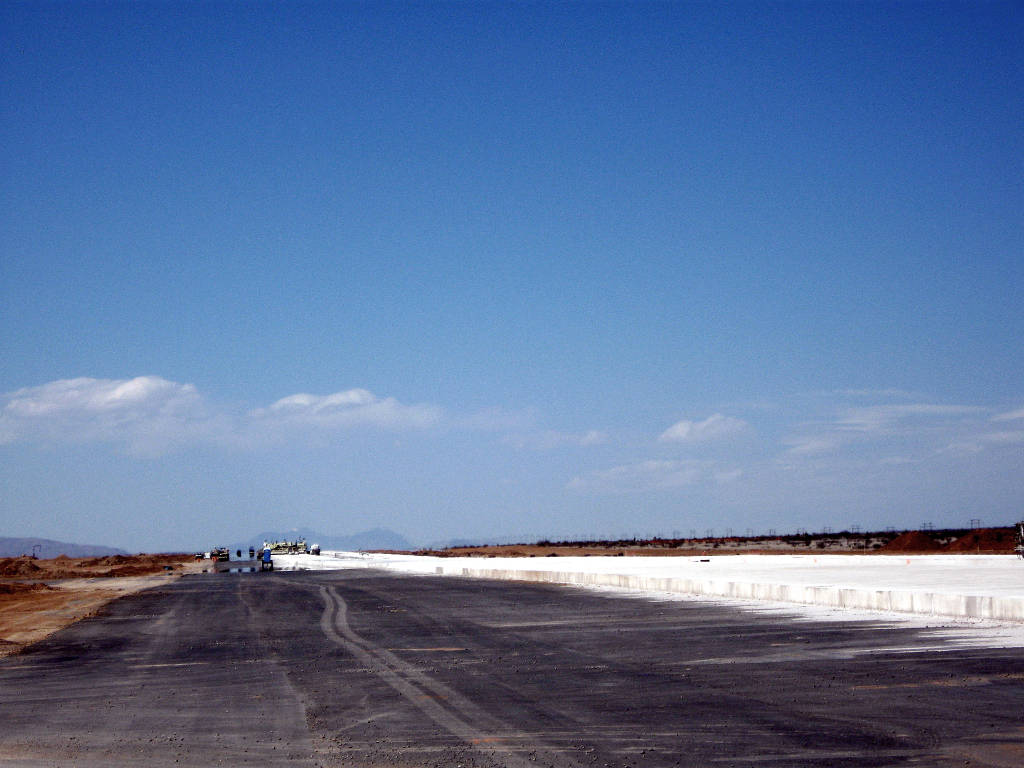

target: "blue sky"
[2,1,1022,551]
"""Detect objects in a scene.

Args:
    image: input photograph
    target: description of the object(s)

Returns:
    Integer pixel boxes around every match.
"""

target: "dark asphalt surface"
[1,570,1023,767]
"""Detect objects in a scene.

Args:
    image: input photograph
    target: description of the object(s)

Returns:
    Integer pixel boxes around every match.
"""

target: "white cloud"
[453,407,536,432]
[713,468,744,483]
[1,377,443,454]
[836,404,983,433]
[937,441,985,456]
[568,459,736,494]
[658,414,748,443]
[0,376,210,455]
[834,388,921,399]
[503,429,609,450]
[781,398,1018,463]
[3,376,200,418]
[980,430,1024,445]
[782,436,839,456]
[255,388,441,430]
[937,431,1024,455]
[878,456,915,466]
[992,407,1024,422]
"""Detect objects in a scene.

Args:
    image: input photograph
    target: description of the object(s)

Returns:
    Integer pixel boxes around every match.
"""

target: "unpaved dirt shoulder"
[0,560,204,656]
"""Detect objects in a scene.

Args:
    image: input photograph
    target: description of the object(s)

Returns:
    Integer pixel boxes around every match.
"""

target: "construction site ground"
[3,569,1024,767]
[0,554,204,656]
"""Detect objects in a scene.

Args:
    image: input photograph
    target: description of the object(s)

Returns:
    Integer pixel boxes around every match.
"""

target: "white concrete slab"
[273,551,1024,626]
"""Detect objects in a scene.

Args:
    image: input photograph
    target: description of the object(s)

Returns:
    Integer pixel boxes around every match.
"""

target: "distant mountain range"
[0,537,129,559]
[229,527,412,553]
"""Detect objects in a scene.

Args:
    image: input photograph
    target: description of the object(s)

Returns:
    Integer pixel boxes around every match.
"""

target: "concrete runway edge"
[430,566,1024,622]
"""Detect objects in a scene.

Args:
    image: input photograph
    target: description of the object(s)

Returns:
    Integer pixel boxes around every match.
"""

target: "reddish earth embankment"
[940,528,1017,554]
[877,531,945,553]
[0,554,202,657]
[407,528,1020,559]
[877,528,1017,554]
[0,553,190,580]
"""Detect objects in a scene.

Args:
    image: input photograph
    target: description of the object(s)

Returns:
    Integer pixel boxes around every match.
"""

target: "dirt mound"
[0,558,43,577]
[79,555,134,567]
[878,531,943,553]
[943,529,1015,554]
[0,582,52,596]
[102,565,163,578]
[0,554,187,581]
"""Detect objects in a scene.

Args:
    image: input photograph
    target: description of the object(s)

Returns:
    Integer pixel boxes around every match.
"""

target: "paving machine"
[264,539,308,554]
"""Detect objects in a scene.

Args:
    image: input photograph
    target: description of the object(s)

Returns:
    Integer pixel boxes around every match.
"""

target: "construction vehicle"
[264,539,307,555]
[210,547,230,562]
[1015,521,1024,559]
